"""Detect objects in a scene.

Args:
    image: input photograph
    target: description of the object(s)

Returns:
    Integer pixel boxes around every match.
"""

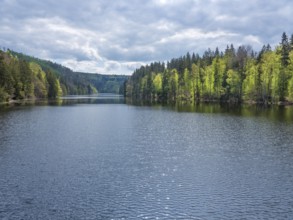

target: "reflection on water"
[1,95,293,219]
[1,94,293,124]
[126,99,293,123]
[60,94,125,105]
[0,94,125,109]
[173,102,293,123]
[1,95,293,123]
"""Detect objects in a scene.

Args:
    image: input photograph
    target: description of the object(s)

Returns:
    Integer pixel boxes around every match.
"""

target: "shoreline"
[0,97,53,106]
[2,96,293,108]
[126,97,293,107]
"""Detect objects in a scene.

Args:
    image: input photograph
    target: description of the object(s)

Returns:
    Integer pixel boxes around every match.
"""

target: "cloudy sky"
[1,0,292,75]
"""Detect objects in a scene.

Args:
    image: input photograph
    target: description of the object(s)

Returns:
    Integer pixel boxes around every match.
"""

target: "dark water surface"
[1,95,293,219]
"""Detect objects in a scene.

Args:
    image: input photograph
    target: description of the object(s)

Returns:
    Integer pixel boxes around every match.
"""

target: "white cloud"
[159,29,238,43]
[243,35,262,45]
[60,58,146,75]
[1,0,293,75]
[154,0,182,6]
[61,60,101,73]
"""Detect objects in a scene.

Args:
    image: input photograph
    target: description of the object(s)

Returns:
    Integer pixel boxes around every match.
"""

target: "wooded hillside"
[0,50,128,102]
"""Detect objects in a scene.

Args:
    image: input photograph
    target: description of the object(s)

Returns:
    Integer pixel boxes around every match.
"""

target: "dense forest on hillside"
[0,50,128,102]
[126,32,293,105]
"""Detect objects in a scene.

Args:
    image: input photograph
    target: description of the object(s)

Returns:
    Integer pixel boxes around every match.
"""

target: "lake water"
[1,94,293,219]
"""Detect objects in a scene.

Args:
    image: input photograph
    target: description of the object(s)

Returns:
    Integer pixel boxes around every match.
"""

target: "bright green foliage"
[287,51,293,101]
[288,76,293,101]
[19,60,35,98]
[204,65,214,99]
[212,57,226,98]
[242,59,259,100]
[259,51,281,102]
[177,68,193,101]
[0,50,64,101]
[126,32,293,104]
[226,69,241,99]
[153,73,162,98]
[0,49,128,102]
[30,62,48,98]
[191,63,200,99]
[169,69,179,101]
[9,50,128,95]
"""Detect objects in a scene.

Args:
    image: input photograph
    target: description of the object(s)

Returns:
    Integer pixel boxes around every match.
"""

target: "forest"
[0,50,128,102]
[126,32,293,105]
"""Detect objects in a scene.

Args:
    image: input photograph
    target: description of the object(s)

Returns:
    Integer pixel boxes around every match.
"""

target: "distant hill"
[9,50,128,95]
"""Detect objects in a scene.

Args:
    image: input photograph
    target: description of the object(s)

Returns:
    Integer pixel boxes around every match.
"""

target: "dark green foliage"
[0,54,14,99]
[280,32,290,67]
[0,50,50,101]
[0,49,128,102]
[46,70,61,98]
[19,60,34,98]
[0,87,9,102]
[73,72,127,94]
[0,52,36,101]
[278,32,291,101]
[9,50,128,95]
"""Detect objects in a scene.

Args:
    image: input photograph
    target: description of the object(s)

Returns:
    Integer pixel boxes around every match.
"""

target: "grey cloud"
[105,61,121,72]
[1,0,293,75]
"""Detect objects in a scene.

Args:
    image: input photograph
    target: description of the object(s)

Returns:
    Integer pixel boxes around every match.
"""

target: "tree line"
[9,51,128,95]
[0,50,128,102]
[125,32,293,104]
[0,50,63,102]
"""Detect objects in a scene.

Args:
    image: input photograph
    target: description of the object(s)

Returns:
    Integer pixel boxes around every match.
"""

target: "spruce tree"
[290,34,293,51]
[279,32,290,101]
[281,32,290,67]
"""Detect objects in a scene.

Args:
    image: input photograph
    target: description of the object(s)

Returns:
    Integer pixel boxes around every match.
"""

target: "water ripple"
[1,104,293,219]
